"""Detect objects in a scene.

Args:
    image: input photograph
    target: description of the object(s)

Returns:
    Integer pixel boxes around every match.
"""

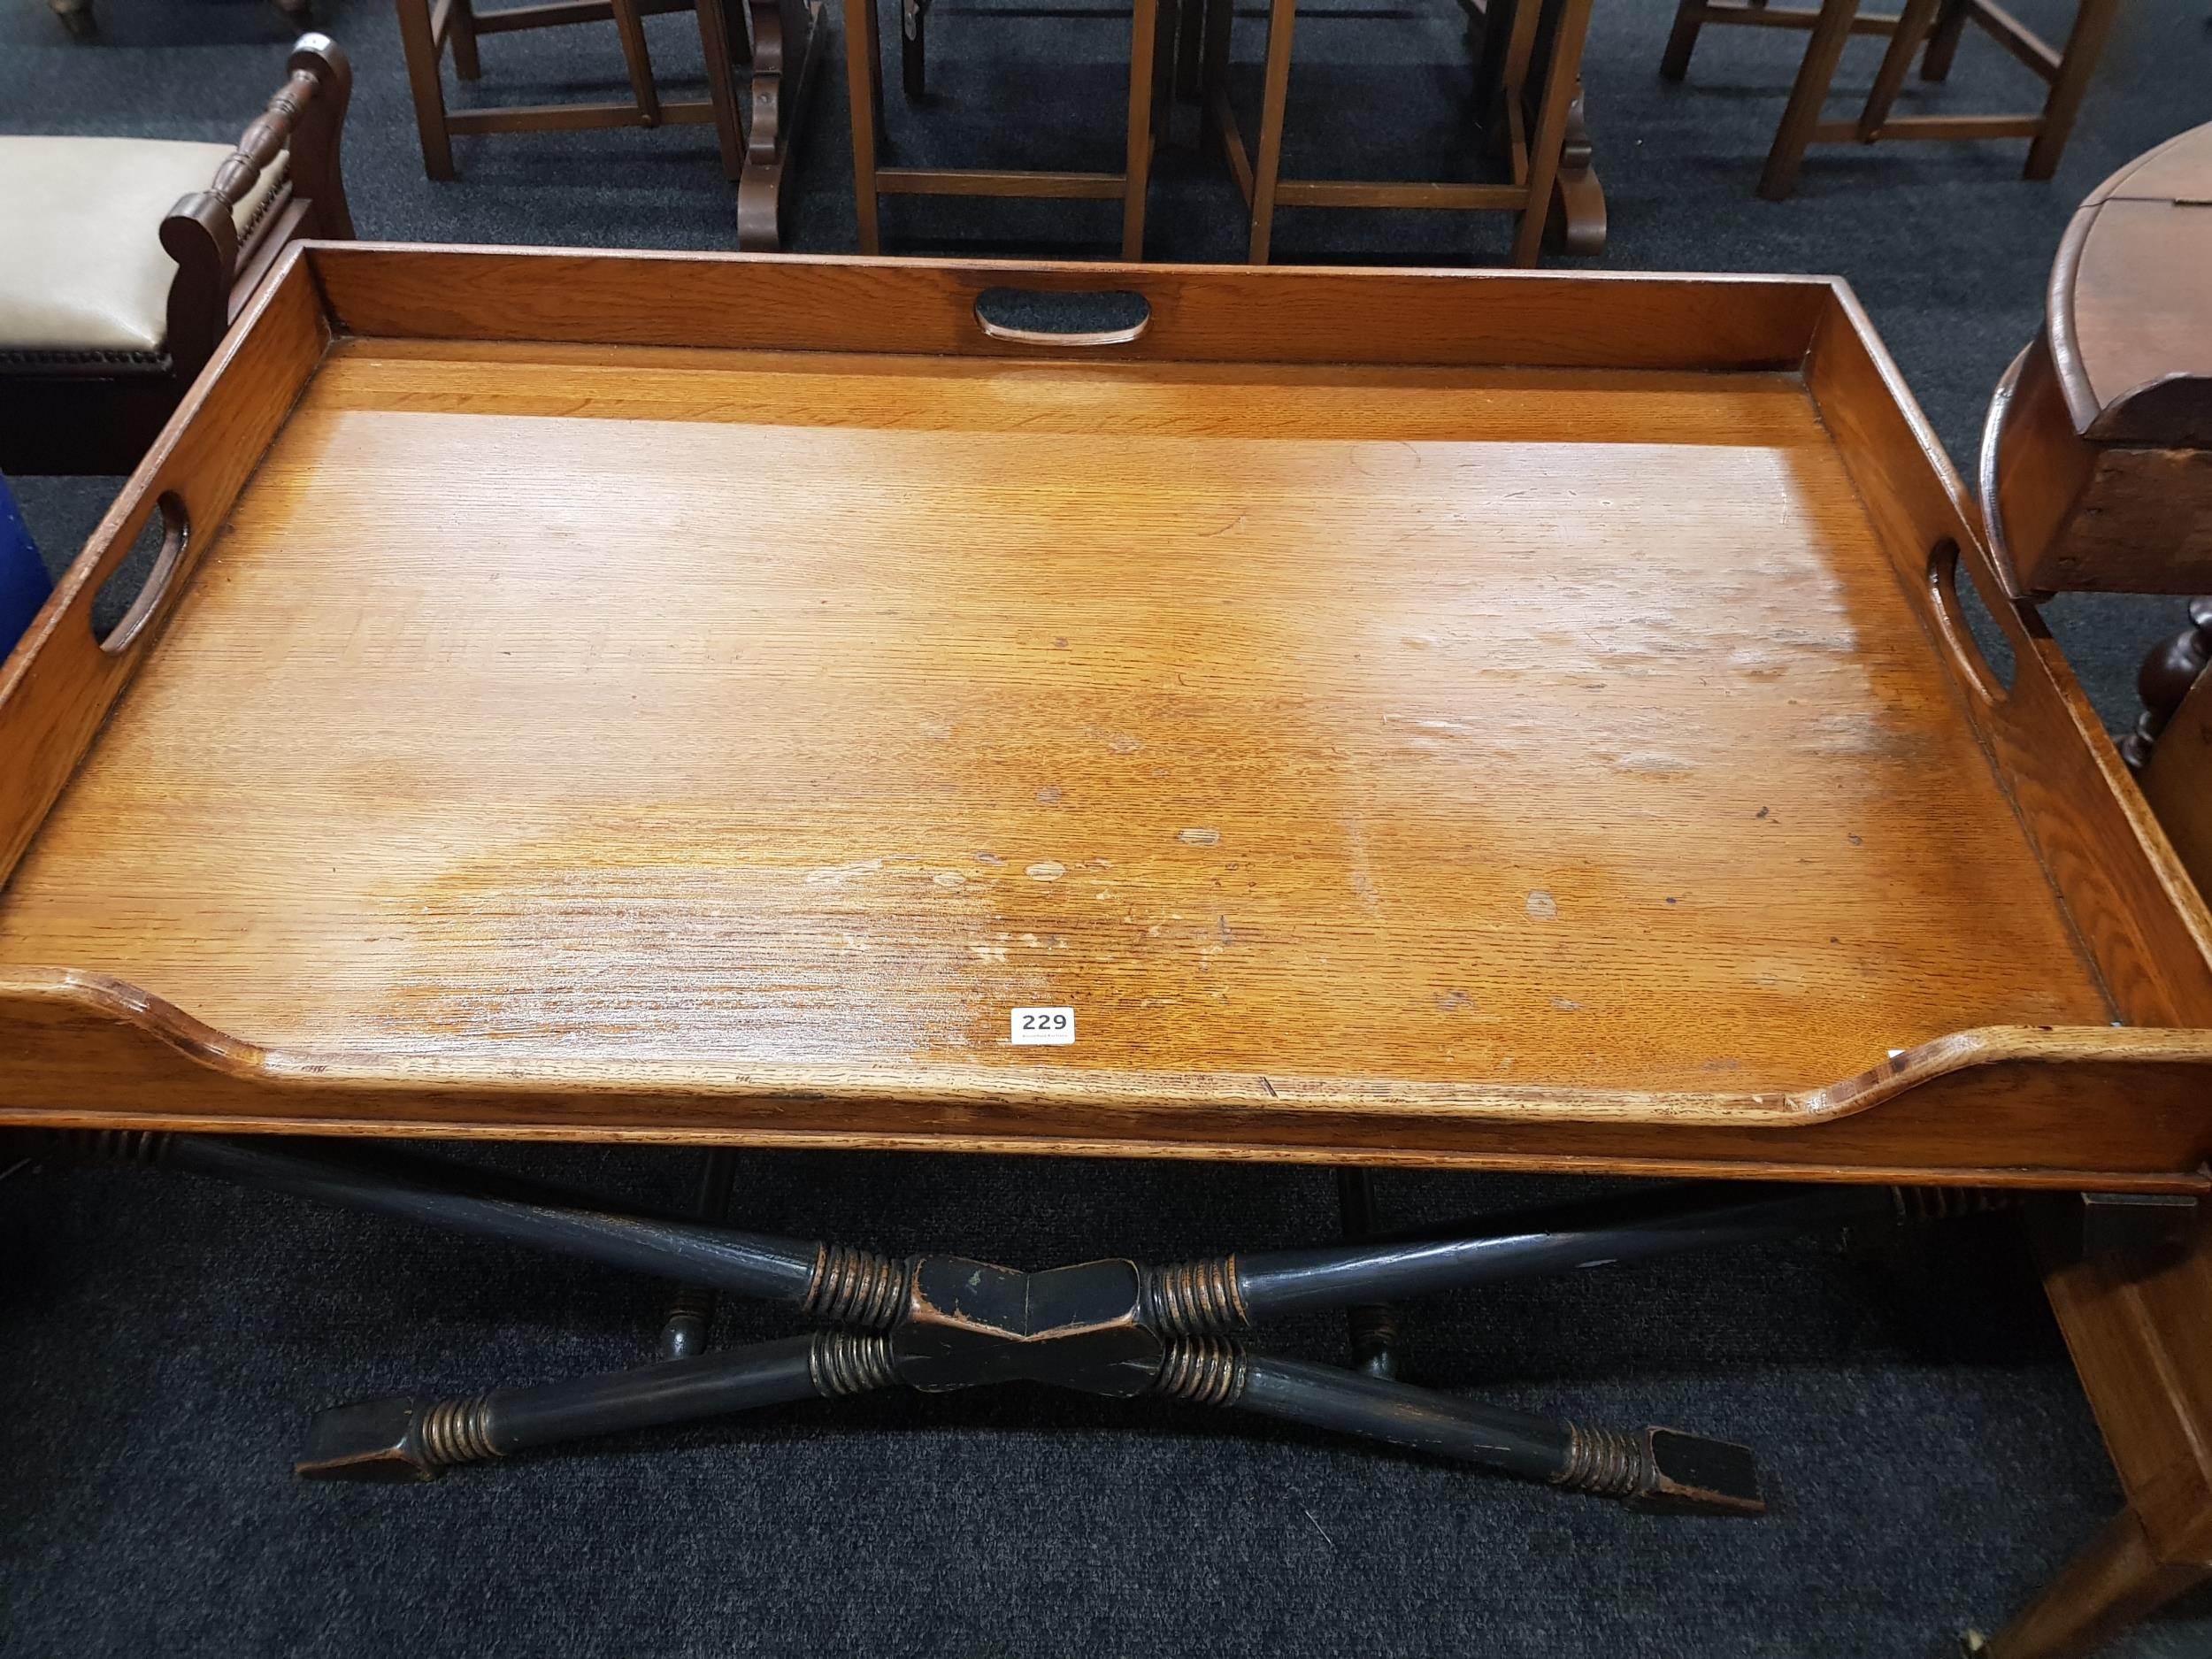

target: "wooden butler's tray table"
[6,247,2212,1525]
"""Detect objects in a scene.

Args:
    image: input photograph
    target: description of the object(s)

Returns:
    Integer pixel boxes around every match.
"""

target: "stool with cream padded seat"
[0,35,352,476]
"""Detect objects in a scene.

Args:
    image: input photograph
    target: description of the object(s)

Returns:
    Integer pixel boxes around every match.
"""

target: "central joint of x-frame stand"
[60,1132,2016,1516]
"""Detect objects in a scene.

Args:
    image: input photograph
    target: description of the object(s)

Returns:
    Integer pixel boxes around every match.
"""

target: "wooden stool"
[1208,0,1594,265]
[1660,0,2122,201]
[1981,122,2212,603]
[0,35,353,477]
[841,0,1167,257]
[395,0,823,250]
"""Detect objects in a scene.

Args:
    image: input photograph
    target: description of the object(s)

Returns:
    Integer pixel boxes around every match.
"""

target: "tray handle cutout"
[1927,537,2017,703]
[92,492,188,656]
[974,287,1151,348]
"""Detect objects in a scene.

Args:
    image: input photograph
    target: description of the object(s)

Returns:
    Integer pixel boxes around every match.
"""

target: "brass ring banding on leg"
[810,1329,897,1396]
[802,1245,909,1329]
[1144,1258,1248,1335]
[417,1394,502,1465]
[1553,1423,1649,1497]
[1153,1338,1249,1406]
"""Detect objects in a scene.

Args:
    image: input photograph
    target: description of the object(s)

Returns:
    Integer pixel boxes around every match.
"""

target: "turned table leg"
[2118,599,2212,774]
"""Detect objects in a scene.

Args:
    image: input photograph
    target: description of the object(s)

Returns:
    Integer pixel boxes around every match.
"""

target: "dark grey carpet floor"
[4,2,2212,1655]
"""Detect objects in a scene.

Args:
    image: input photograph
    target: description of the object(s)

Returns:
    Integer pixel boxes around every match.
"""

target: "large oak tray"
[6,245,2212,1190]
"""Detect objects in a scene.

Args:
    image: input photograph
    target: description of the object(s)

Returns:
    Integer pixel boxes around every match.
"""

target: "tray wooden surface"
[6,246,2212,1186]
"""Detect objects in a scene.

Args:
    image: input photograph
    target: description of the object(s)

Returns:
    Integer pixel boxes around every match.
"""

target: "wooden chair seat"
[0,139,288,362]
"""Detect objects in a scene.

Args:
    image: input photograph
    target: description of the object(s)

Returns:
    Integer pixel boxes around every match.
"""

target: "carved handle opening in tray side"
[0,250,330,891]
[1803,288,2212,1035]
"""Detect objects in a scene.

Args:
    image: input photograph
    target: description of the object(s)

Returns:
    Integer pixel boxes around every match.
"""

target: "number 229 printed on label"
[1009,1006,1076,1046]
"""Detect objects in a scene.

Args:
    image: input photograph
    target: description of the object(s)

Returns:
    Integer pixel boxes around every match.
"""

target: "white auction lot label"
[1010,1006,1076,1046]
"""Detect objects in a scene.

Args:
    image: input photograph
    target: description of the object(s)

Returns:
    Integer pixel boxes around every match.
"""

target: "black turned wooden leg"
[2119,599,2212,773]
[297,1331,893,1480]
[1335,1169,1401,1379]
[1229,1180,1911,1318]
[134,1133,826,1304]
[1165,1348,1763,1515]
[657,1148,741,1360]
[70,1135,2016,1505]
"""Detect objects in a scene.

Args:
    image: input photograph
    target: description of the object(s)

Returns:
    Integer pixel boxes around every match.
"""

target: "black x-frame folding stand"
[42,1131,2043,1517]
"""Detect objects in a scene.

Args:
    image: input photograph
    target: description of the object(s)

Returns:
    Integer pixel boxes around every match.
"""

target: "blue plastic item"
[0,474,50,659]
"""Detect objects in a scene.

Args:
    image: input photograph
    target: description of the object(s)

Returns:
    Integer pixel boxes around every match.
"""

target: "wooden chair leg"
[1509,0,1592,265]
[1856,0,1939,139]
[1757,0,1856,200]
[1244,0,1296,263]
[1172,0,1206,104]
[610,0,664,124]
[1983,1506,2212,1659]
[1659,0,1708,81]
[2024,0,2121,180]
[901,0,926,98]
[1919,0,1970,80]
[395,0,457,180]
[1202,0,1233,113]
[1120,0,1163,258]
[695,0,746,180]
[1488,0,1543,181]
[842,0,884,250]
[449,0,482,80]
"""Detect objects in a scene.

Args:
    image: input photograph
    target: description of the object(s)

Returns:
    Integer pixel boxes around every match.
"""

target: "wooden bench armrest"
[159,33,353,377]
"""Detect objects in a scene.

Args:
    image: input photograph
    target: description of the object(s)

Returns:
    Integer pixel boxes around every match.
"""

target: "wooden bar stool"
[842,0,1167,257]
[1660,0,2123,201]
[396,0,824,250]
[1206,0,1594,265]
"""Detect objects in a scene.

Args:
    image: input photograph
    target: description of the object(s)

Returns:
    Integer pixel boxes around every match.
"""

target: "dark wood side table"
[1974,120,2212,1659]
[1983,122,2212,601]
